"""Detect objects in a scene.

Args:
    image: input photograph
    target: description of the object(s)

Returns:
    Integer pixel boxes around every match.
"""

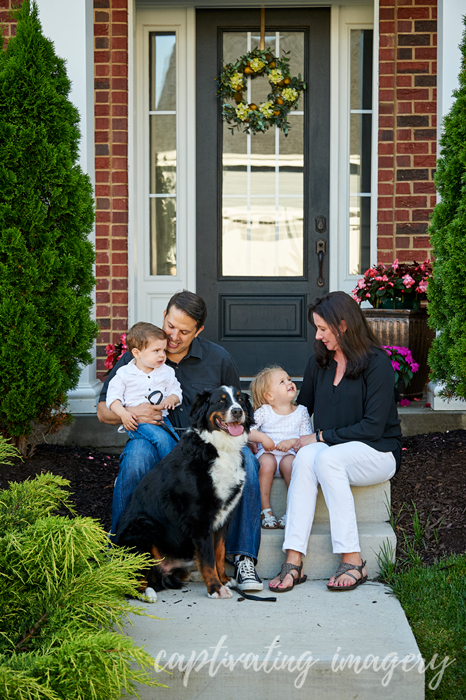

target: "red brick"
[112,10,127,22]
[112,158,127,170]
[96,64,110,76]
[379,143,394,155]
[379,170,394,182]
[113,319,128,331]
[112,185,128,197]
[97,332,111,344]
[112,144,127,157]
[96,224,110,236]
[378,210,393,222]
[96,251,110,264]
[95,117,110,130]
[380,35,395,48]
[414,47,436,60]
[113,198,128,211]
[112,130,128,143]
[395,196,427,208]
[96,212,111,224]
[397,142,429,154]
[112,212,129,224]
[398,8,430,19]
[380,0,395,5]
[397,75,412,87]
[112,63,128,76]
[95,105,110,116]
[379,48,395,61]
[96,91,109,104]
[379,156,394,168]
[429,195,437,207]
[95,11,109,21]
[96,292,111,303]
[378,196,393,208]
[380,62,395,75]
[112,118,127,130]
[96,264,111,277]
[112,278,128,290]
[396,183,411,194]
[94,50,110,63]
[414,101,436,113]
[111,51,127,63]
[95,157,110,170]
[380,8,395,19]
[395,209,410,221]
[112,225,128,237]
[397,103,413,114]
[413,155,436,167]
[397,61,429,73]
[396,155,411,167]
[95,185,111,197]
[97,305,111,317]
[112,292,128,304]
[380,89,395,101]
[395,239,411,249]
[378,251,397,264]
[378,223,394,235]
[397,88,429,100]
[112,105,128,117]
[380,75,395,88]
[95,131,109,143]
[112,265,129,278]
[111,23,128,37]
[112,77,127,90]
[111,37,127,51]
[397,21,413,33]
[95,238,109,250]
[379,116,394,128]
[95,171,110,183]
[378,184,394,196]
[396,129,413,141]
[378,238,394,248]
[413,237,431,248]
[111,238,127,251]
[95,23,109,36]
[412,209,433,220]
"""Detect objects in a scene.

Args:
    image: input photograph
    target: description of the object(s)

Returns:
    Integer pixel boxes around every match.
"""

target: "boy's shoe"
[233,556,263,592]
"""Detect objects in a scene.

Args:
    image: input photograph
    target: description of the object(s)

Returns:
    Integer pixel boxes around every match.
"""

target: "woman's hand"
[294,433,317,451]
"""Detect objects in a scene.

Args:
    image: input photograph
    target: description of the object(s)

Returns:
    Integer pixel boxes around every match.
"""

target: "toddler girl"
[249,366,312,529]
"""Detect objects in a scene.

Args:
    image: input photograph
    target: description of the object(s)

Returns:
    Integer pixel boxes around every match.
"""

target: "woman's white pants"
[283,441,396,555]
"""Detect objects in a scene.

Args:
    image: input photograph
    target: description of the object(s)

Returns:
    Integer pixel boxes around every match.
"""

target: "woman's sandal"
[327,559,367,591]
[261,508,278,529]
[269,562,307,592]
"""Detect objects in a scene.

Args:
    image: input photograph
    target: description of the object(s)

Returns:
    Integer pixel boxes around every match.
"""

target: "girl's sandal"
[260,508,278,529]
[277,514,286,529]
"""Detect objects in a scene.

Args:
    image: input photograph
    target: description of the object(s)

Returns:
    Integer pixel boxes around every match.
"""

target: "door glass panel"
[348,29,373,276]
[149,32,177,276]
[221,31,304,277]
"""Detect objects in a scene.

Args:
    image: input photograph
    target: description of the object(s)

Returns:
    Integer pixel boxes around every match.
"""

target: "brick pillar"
[378,0,437,265]
[94,0,129,380]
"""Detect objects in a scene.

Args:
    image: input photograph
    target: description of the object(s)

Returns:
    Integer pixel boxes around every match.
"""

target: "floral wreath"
[217,47,306,136]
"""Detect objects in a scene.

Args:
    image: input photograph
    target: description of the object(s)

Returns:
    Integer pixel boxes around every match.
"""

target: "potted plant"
[383,346,419,406]
[352,260,434,399]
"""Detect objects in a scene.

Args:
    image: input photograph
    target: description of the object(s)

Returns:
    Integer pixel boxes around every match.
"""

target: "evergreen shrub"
[428,20,466,398]
[0,471,163,700]
[0,1,99,452]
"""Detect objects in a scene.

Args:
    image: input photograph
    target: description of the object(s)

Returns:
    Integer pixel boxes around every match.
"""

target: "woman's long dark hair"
[309,291,380,378]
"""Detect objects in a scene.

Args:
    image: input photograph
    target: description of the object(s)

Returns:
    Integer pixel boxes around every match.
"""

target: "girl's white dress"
[253,404,313,475]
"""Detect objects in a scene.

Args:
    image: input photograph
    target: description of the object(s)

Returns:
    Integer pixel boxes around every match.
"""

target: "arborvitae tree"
[0,1,99,451]
[428,21,466,399]
[0,470,162,700]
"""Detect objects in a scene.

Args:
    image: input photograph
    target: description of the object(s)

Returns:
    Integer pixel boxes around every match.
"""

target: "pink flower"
[391,360,400,371]
[358,279,365,289]
[382,275,389,282]
[402,274,415,288]
[366,293,371,298]
[416,279,428,293]
[399,398,411,407]
[393,259,399,270]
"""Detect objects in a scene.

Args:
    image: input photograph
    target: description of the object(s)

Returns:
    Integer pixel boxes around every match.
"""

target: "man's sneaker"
[234,556,263,592]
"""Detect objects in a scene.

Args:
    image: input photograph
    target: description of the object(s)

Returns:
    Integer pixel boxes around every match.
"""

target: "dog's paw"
[208,585,233,599]
[225,577,235,588]
[140,586,158,603]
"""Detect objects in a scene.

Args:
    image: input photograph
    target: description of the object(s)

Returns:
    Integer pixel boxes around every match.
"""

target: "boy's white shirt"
[106,359,182,419]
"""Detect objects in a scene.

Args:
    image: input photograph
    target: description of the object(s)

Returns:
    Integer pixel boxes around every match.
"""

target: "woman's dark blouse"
[298,347,402,470]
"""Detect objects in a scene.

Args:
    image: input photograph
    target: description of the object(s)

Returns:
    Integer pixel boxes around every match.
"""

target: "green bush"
[0,0,99,451]
[427,19,466,398]
[0,472,163,700]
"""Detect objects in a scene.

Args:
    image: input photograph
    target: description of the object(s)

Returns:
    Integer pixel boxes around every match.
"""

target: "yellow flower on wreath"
[282,87,299,103]
[235,102,250,121]
[259,102,274,117]
[230,72,244,91]
[269,69,284,85]
[250,58,266,72]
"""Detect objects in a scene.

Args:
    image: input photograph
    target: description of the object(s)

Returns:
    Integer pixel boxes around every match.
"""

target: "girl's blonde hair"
[250,365,285,411]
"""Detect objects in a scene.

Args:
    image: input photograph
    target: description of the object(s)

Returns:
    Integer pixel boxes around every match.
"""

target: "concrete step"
[269,479,391,523]
[127,581,424,700]
[252,521,396,581]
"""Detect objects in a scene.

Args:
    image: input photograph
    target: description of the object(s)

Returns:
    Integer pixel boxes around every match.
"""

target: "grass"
[378,504,466,699]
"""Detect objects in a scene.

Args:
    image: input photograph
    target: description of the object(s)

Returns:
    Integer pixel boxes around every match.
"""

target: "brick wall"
[94,0,129,380]
[378,0,437,265]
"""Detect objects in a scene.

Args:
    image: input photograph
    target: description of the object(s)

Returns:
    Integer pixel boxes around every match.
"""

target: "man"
[97,290,263,591]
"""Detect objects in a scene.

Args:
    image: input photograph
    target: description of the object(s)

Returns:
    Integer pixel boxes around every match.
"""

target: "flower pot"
[363,308,435,399]
[378,295,418,310]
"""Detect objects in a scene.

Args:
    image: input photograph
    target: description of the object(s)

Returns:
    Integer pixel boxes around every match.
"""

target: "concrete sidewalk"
[126,580,424,699]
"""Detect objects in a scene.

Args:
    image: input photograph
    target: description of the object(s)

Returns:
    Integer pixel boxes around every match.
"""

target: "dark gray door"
[196,8,330,378]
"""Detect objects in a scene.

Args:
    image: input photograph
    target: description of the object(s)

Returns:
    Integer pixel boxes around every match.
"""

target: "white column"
[427,0,466,410]
[37,0,102,412]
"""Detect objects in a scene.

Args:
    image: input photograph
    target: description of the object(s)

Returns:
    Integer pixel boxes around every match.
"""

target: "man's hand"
[275,438,297,453]
[97,401,163,426]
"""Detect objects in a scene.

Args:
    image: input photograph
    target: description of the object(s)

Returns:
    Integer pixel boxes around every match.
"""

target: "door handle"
[316,239,326,287]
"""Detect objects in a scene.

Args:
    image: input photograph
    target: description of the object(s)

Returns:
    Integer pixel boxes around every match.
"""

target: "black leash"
[230,586,277,602]
[147,390,181,443]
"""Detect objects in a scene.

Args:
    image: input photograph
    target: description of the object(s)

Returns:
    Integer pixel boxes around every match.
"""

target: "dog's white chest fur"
[198,429,247,530]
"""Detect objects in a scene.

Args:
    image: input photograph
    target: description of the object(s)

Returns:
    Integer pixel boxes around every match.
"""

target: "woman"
[269,291,401,592]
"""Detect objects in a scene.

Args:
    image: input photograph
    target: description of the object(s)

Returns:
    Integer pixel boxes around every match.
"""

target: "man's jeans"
[110,429,261,562]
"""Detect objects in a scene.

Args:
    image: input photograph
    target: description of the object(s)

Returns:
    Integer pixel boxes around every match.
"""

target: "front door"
[196,9,330,378]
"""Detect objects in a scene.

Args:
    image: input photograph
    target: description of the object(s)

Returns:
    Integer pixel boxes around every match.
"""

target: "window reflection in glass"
[349,29,373,276]
[221,31,305,277]
[149,33,177,276]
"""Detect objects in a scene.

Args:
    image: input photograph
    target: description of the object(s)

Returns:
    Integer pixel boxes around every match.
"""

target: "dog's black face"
[190,386,254,437]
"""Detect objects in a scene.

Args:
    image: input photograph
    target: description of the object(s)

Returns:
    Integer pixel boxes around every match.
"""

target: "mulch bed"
[1,430,465,564]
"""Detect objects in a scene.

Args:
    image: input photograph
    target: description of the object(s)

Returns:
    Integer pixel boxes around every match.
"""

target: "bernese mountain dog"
[114,385,254,601]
